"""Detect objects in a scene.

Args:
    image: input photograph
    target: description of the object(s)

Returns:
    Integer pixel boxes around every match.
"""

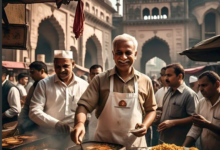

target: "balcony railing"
[190,0,220,10]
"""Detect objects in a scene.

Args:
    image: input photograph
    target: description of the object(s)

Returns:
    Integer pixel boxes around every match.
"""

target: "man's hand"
[55,121,70,134]
[193,114,211,128]
[132,123,147,137]
[70,122,85,145]
[157,120,175,132]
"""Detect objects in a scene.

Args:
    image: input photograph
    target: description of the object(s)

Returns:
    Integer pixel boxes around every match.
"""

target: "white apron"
[94,76,147,149]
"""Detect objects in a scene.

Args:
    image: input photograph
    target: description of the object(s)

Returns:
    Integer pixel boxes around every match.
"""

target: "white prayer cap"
[54,50,73,59]
[189,76,198,83]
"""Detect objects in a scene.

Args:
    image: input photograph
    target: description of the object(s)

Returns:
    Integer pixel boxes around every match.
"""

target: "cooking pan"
[68,141,125,150]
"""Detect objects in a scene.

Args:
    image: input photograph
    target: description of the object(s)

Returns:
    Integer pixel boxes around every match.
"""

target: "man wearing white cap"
[29,50,88,148]
[189,76,203,100]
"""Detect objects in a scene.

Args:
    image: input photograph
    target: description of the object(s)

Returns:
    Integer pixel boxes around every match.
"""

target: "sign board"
[2,24,27,49]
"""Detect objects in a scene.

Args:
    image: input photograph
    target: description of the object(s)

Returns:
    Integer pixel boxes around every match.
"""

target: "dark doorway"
[35,19,59,62]
[141,37,171,73]
[85,38,98,69]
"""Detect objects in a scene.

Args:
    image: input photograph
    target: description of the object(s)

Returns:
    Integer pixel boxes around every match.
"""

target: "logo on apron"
[119,100,127,107]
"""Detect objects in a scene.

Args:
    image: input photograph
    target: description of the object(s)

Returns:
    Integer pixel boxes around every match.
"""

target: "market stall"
[179,35,220,62]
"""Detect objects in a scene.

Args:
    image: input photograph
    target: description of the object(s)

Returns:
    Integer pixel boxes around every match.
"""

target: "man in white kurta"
[29,50,88,148]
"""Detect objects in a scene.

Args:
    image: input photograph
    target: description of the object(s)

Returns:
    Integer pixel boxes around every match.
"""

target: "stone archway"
[141,37,171,73]
[35,15,65,62]
[84,35,103,68]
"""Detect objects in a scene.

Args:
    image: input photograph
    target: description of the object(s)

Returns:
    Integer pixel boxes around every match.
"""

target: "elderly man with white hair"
[71,34,157,149]
[29,50,88,148]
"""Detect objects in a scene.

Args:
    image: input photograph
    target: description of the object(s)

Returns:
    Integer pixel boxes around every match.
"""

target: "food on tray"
[2,143,9,147]
[151,143,198,150]
[19,135,37,139]
[6,139,23,145]
[86,144,118,150]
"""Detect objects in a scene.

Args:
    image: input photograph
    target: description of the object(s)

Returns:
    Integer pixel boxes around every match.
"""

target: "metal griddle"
[68,141,125,150]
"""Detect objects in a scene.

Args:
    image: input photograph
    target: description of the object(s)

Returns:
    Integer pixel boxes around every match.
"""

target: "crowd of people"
[1,33,220,150]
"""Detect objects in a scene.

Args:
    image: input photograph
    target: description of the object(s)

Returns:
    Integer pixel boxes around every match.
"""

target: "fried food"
[151,143,198,150]
[86,144,118,150]
[6,139,23,145]
[2,143,9,147]
[19,135,37,139]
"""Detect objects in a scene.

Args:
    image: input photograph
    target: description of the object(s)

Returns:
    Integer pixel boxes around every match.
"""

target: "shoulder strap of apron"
[110,76,114,92]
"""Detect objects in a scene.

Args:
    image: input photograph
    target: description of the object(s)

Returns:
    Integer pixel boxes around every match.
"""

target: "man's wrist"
[76,121,85,125]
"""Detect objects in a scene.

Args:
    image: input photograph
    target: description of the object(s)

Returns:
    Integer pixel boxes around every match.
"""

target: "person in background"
[17,73,28,105]
[183,71,220,150]
[2,67,21,125]
[189,76,203,100]
[152,67,169,146]
[80,75,88,82]
[158,63,198,146]
[88,64,103,141]
[29,50,88,149]
[71,34,157,148]
[152,79,161,94]
[18,61,48,134]
[25,79,34,94]
[89,65,103,83]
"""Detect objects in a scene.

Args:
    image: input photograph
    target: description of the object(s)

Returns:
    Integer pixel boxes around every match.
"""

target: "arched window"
[86,2,90,11]
[135,8,140,19]
[100,12,104,19]
[128,8,134,20]
[205,12,216,39]
[161,7,168,18]
[152,7,159,16]
[96,9,98,16]
[106,16,109,22]
[143,8,150,19]
[92,6,95,14]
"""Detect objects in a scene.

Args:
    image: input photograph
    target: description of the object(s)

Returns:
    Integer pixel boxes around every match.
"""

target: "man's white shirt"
[155,87,168,108]
[2,80,21,118]
[29,73,88,132]
[17,83,27,97]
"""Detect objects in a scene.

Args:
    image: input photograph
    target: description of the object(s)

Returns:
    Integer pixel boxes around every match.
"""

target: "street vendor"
[29,50,88,148]
[71,34,157,149]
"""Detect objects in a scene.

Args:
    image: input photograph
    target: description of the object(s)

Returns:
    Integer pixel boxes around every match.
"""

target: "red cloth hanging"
[73,0,85,39]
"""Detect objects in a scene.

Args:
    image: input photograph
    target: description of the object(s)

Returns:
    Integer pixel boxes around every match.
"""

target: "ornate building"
[2,0,116,70]
[113,0,220,73]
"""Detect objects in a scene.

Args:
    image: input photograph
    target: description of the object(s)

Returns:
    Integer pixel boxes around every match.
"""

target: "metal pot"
[68,141,125,150]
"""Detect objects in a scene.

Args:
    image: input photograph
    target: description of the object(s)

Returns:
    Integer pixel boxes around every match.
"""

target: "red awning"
[184,66,206,74]
[2,61,25,69]
[75,64,89,73]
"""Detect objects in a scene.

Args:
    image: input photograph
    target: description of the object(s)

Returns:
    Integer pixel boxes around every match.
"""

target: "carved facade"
[2,0,116,70]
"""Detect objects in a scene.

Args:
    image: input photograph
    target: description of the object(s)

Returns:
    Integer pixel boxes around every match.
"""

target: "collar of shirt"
[54,73,78,86]
[109,66,141,82]
[2,79,7,86]
[204,95,220,108]
[168,82,186,94]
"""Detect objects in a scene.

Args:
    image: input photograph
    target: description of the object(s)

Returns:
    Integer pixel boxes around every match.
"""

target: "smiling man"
[71,34,157,149]
[29,50,88,148]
